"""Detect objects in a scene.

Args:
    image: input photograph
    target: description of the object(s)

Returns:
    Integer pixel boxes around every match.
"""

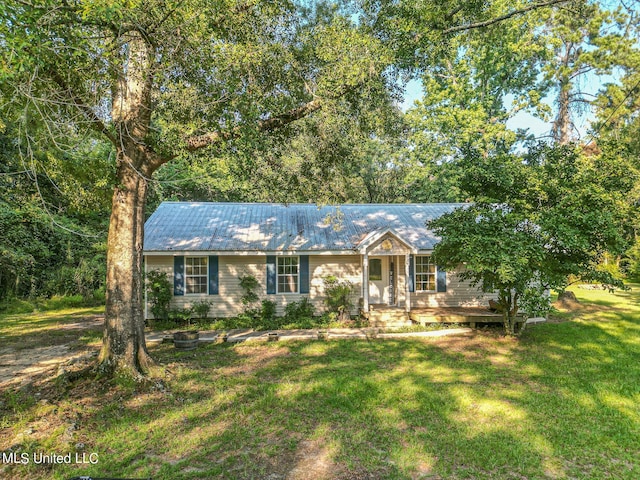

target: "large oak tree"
[1,0,568,376]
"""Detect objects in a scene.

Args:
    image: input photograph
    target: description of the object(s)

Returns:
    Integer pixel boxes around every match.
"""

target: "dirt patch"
[285,439,336,480]
[0,344,99,388]
[56,315,104,330]
[0,316,103,389]
[554,291,581,311]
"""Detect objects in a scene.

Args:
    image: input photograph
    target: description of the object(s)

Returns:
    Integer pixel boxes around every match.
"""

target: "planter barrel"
[173,330,199,350]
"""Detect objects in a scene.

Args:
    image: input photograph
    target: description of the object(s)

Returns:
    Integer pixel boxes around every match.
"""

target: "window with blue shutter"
[408,255,415,293]
[208,255,219,295]
[299,255,309,294]
[436,267,447,293]
[266,256,276,294]
[174,256,184,296]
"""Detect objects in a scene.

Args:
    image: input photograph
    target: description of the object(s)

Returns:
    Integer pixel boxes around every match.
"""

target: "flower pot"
[317,329,328,340]
[267,332,279,342]
[173,330,199,350]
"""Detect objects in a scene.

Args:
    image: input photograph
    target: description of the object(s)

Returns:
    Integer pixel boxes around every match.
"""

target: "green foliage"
[238,274,260,309]
[0,117,109,302]
[323,275,355,321]
[430,144,631,335]
[622,242,640,280]
[284,298,316,321]
[146,270,172,322]
[169,307,193,326]
[0,199,107,301]
[259,300,277,324]
[41,295,91,311]
[0,297,36,315]
[0,294,103,314]
[192,300,212,319]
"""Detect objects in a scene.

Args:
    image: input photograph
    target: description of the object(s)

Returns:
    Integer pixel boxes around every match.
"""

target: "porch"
[364,305,508,328]
[358,228,446,317]
[409,307,508,328]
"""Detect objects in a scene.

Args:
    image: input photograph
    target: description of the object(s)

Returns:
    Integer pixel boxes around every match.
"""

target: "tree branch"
[48,69,118,146]
[184,128,241,152]
[185,97,324,152]
[258,98,322,132]
[442,0,569,35]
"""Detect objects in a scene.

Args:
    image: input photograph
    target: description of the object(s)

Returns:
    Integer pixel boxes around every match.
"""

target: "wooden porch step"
[409,308,521,326]
[367,307,411,327]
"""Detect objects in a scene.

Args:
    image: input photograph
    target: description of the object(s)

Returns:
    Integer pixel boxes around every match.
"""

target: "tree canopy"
[2,0,638,374]
[430,144,633,334]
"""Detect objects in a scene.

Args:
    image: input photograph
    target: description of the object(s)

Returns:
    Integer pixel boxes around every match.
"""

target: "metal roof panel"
[143,202,466,253]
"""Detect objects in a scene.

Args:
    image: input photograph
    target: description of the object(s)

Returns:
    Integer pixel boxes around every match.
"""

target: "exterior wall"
[145,254,361,318]
[309,255,362,314]
[396,256,498,308]
[145,254,497,319]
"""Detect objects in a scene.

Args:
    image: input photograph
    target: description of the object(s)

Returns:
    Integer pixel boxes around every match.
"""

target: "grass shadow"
[1,284,639,479]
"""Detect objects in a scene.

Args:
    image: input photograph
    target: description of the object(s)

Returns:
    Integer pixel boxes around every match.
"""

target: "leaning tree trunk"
[97,150,154,375]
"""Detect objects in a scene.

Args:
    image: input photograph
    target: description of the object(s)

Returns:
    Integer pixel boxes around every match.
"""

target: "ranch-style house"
[143,202,500,325]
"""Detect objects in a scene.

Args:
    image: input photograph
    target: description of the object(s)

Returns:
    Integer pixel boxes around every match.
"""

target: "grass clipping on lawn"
[1,286,639,480]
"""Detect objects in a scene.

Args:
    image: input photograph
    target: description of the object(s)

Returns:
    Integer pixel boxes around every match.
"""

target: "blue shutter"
[299,255,309,294]
[436,267,447,293]
[408,255,415,293]
[266,256,276,294]
[208,255,219,295]
[174,256,184,296]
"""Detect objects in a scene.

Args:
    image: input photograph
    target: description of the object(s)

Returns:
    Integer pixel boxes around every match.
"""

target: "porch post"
[405,253,411,313]
[363,253,369,312]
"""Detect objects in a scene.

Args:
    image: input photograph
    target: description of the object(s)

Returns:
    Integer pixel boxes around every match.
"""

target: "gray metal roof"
[143,202,466,253]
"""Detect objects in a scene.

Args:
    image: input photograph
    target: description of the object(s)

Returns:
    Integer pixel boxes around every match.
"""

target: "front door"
[369,256,389,304]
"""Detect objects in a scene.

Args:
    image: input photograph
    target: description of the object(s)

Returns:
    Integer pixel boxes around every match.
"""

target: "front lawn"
[1,285,639,479]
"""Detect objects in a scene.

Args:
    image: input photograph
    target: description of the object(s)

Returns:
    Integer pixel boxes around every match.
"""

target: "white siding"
[145,254,496,318]
[145,254,362,318]
[396,256,498,308]
[309,255,362,314]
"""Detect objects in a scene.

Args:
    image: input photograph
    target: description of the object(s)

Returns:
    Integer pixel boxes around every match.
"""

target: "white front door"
[368,256,389,304]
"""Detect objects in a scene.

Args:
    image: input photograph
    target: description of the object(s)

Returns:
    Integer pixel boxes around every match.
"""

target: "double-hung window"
[415,255,436,292]
[277,257,299,293]
[185,257,208,294]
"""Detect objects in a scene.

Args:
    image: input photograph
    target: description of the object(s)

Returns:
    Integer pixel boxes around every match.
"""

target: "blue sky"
[400,73,616,141]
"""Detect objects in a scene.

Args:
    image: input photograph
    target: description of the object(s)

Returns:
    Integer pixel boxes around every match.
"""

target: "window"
[277,257,299,293]
[369,258,382,281]
[185,257,208,294]
[415,256,436,292]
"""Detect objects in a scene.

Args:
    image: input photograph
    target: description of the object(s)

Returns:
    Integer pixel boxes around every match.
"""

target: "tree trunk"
[98,153,154,375]
[552,41,575,145]
[96,31,158,376]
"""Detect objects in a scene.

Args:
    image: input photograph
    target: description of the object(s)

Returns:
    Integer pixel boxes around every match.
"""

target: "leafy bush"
[169,307,193,326]
[0,200,108,301]
[284,298,315,320]
[41,295,87,311]
[146,270,172,321]
[260,299,277,322]
[239,274,260,308]
[323,275,355,321]
[0,297,36,314]
[192,300,212,319]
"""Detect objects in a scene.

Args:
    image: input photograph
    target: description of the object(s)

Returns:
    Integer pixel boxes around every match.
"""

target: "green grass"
[0,304,104,351]
[1,285,639,479]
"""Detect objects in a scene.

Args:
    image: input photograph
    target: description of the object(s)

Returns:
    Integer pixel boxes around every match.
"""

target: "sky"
[399,72,617,142]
